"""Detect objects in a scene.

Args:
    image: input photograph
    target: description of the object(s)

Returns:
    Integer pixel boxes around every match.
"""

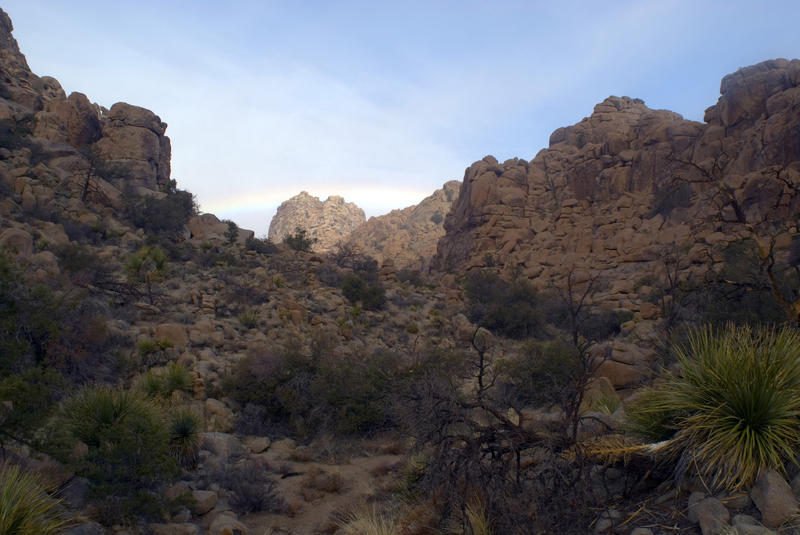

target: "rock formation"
[433,59,800,324]
[0,7,172,195]
[268,191,366,252]
[346,180,460,270]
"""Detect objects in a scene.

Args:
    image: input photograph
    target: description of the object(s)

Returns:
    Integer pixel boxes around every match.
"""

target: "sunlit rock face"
[433,59,800,322]
[268,191,366,252]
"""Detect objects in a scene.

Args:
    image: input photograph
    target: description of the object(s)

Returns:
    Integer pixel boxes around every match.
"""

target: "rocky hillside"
[434,59,800,325]
[346,180,460,270]
[268,191,365,252]
[4,6,800,533]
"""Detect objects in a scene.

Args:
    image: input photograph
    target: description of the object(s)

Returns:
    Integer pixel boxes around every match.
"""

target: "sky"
[3,1,799,235]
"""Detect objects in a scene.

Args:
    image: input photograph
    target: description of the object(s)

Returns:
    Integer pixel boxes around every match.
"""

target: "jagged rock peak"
[346,180,460,271]
[268,191,366,252]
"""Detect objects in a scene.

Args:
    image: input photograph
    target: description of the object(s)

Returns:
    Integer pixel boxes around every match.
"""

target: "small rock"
[192,489,218,515]
[148,523,199,535]
[731,514,777,535]
[689,496,730,535]
[209,513,248,535]
[630,529,653,535]
[244,435,271,454]
[751,469,799,528]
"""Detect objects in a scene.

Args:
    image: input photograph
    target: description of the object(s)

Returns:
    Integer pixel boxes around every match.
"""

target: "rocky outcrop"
[268,191,366,252]
[433,59,800,324]
[0,8,171,194]
[93,102,172,190]
[346,181,460,270]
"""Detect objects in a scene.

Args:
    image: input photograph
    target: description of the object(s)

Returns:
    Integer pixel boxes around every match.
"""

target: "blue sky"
[3,1,798,234]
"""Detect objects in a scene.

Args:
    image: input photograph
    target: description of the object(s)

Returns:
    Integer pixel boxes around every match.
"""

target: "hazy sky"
[3,1,798,234]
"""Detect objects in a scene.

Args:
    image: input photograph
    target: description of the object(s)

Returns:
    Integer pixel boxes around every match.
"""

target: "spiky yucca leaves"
[0,463,69,535]
[338,506,400,535]
[169,407,201,468]
[628,325,800,490]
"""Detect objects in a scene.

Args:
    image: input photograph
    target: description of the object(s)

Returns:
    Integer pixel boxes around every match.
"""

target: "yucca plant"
[0,463,70,534]
[138,368,166,397]
[169,407,201,468]
[628,324,800,490]
[338,506,399,535]
[164,362,193,394]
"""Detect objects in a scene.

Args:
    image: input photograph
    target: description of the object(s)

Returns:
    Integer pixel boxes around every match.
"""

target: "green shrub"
[121,185,197,236]
[224,346,398,437]
[137,369,165,397]
[169,407,201,468]
[0,463,70,535]
[223,219,239,244]
[341,273,386,311]
[55,386,178,523]
[126,246,168,304]
[138,339,158,357]
[0,367,66,443]
[245,236,278,255]
[627,325,800,490]
[138,363,192,398]
[164,362,192,394]
[237,309,260,329]
[496,339,580,408]
[464,271,544,339]
[283,227,316,252]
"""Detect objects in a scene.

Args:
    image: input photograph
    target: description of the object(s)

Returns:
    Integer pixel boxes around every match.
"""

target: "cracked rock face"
[268,191,366,252]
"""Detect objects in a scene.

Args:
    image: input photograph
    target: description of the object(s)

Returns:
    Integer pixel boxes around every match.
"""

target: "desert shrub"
[577,309,633,341]
[464,271,544,339]
[396,268,423,286]
[628,324,800,490]
[0,367,66,444]
[0,254,59,373]
[224,345,398,437]
[125,246,168,304]
[316,262,341,287]
[138,363,192,398]
[209,458,287,515]
[429,211,444,225]
[245,236,278,255]
[339,507,400,535]
[495,339,580,409]
[0,118,33,149]
[0,463,70,535]
[341,273,386,311]
[60,218,107,245]
[283,226,316,252]
[165,362,192,393]
[54,386,178,523]
[223,219,239,244]
[237,309,260,329]
[683,240,788,326]
[649,180,692,218]
[169,407,201,468]
[53,243,111,286]
[121,185,197,236]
